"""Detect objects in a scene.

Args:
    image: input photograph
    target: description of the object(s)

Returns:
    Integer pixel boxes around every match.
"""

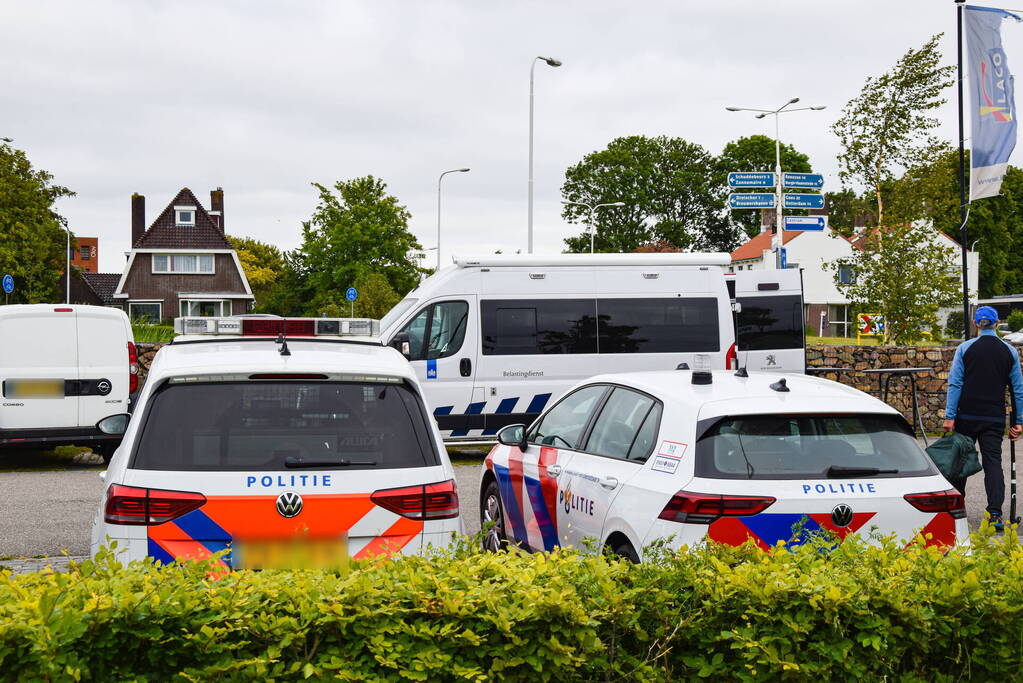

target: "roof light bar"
[173,317,380,338]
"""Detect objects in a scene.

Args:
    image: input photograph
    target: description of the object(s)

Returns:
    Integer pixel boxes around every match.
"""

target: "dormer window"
[174,206,196,226]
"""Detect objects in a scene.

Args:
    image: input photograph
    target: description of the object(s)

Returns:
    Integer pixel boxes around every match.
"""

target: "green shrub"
[944,309,966,339]
[130,322,175,343]
[2,530,1023,681]
[1007,309,1023,334]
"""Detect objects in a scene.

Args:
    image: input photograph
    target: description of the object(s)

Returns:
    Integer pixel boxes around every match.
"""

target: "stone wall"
[133,341,1021,432]
[807,344,1022,432]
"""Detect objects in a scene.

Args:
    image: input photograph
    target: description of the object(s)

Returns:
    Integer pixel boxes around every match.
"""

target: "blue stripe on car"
[493,463,527,544]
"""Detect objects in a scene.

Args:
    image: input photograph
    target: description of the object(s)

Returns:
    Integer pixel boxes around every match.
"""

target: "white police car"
[480,368,966,560]
[90,317,462,569]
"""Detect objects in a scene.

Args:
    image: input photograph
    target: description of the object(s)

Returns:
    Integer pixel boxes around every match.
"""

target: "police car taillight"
[371,479,459,520]
[173,317,379,337]
[104,484,206,525]
[904,490,966,519]
[658,491,776,524]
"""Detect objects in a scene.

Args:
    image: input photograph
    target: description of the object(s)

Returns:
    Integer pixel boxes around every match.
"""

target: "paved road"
[2,441,1020,571]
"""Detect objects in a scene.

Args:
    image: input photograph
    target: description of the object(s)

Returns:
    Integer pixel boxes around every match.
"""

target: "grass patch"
[131,322,175,343]
[446,445,490,466]
[807,335,946,347]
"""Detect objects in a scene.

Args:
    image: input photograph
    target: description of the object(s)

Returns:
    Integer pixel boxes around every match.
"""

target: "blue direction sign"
[782,193,825,210]
[729,193,775,209]
[782,172,824,189]
[783,215,827,231]
[728,172,776,188]
[2,274,13,294]
[345,287,358,302]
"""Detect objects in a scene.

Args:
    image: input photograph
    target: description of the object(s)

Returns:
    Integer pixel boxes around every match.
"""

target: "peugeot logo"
[766,354,777,366]
[831,503,854,528]
[96,380,111,396]
[276,491,303,518]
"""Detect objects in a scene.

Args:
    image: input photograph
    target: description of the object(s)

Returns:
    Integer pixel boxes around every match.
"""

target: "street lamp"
[725,98,826,269]
[437,168,470,270]
[561,200,625,253]
[528,55,562,254]
[60,216,71,304]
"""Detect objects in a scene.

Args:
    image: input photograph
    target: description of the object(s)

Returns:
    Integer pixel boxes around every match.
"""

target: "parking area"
[2,440,1019,574]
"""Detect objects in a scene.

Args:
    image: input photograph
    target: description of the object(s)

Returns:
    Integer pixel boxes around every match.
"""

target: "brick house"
[112,187,253,321]
[70,237,99,273]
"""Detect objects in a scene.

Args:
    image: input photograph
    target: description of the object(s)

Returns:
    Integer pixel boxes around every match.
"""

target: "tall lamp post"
[725,98,825,269]
[528,55,562,254]
[61,217,71,304]
[561,200,625,253]
[437,167,470,270]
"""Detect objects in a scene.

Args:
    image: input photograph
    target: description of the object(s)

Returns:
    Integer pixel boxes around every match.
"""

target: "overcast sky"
[3,0,1009,273]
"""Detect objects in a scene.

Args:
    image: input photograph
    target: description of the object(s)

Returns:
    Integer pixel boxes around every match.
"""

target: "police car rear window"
[695,414,937,480]
[130,382,439,471]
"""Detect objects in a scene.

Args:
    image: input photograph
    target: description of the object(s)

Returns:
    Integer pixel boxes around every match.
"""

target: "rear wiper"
[284,457,377,468]
[827,465,898,478]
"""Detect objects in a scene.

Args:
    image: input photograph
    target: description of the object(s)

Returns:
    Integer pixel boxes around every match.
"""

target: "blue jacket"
[945,328,1023,425]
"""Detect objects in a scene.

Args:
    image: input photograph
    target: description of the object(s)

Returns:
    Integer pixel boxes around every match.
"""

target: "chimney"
[131,193,145,246]
[210,187,224,232]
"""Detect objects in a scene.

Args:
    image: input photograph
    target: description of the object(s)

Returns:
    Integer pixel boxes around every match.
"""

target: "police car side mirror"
[497,424,528,452]
[391,332,411,359]
[96,413,130,436]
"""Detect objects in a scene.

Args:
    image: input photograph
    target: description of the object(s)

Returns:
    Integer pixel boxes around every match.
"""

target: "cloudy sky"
[3,0,1008,272]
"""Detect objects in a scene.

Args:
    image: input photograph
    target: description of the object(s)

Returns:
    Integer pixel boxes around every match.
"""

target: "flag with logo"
[966,5,1021,200]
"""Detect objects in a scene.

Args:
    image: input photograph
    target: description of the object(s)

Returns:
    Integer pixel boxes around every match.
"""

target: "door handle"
[546,464,563,477]
[459,358,472,377]
[600,476,619,490]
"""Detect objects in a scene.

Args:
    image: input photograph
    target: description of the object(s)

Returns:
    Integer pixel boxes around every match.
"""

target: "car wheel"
[606,539,640,563]
[481,480,508,552]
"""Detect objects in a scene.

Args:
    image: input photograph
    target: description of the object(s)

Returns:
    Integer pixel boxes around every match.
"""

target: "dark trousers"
[951,418,1006,516]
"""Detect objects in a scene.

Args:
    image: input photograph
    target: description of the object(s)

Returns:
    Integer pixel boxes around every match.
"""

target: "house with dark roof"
[112,187,253,321]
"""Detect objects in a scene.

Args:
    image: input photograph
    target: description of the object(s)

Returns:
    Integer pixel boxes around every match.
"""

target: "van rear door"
[76,308,130,428]
[731,269,805,373]
[0,306,79,430]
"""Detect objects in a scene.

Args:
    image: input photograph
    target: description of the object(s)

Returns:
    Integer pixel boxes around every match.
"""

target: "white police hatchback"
[91,317,462,569]
[480,368,966,560]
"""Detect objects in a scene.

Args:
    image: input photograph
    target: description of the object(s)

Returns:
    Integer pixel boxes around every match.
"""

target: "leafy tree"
[823,188,872,236]
[833,35,955,228]
[829,222,960,344]
[560,136,733,253]
[1005,309,1023,334]
[253,253,309,316]
[294,176,424,310]
[227,235,286,307]
[312,272,401,319]
[0,141,74,303]
[714,135,812,240]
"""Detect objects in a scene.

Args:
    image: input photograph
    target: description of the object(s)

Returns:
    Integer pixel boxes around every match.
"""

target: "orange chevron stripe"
[353,516,423,559]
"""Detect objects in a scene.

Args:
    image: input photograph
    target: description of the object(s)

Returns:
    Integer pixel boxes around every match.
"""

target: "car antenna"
[770,377,789,392]
[276,331,291,357]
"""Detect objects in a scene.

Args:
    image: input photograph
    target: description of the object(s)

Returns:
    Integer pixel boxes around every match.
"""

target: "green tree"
[227,235,286,307]
[560,135,733,253]
[829,222,960,344]
[833,34,955,228]
[294,176,423,313]
[714,135,812,240]
[0,141,74,303]
[823,188,872,236]
[311,272,400,319]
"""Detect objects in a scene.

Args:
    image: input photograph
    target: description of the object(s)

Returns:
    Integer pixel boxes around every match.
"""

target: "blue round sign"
[345,287,358,302]
[2,274,13,294]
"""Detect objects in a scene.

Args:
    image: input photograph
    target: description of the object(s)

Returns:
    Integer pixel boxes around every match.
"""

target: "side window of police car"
[528,385,607,449]
[399,301,469,361]
[584,388,661,462]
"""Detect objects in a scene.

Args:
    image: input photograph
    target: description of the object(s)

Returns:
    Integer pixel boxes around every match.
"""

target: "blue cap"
[975,305,999,324]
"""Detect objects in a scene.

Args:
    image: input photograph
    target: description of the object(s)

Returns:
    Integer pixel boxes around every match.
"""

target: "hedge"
[2,527,1023,681]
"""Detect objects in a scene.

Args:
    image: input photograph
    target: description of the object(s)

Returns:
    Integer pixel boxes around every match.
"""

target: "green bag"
[925,431,982,481]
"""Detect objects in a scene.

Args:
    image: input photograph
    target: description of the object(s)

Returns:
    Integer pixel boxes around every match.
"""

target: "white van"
[725,269,806,374]
[378,253,738,442]
[0,304,137,458]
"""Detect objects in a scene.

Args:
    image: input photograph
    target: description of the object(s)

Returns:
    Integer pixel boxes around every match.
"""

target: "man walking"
[943,306,1023,531]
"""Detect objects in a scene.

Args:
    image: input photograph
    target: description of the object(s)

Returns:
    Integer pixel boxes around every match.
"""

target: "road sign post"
[782,193,825,210]
[783,215,827,231]
[727,172,776,188]
[345,287,358,318]
[728,193,776,209]
[2,274,12,305]
[782,172,824,189]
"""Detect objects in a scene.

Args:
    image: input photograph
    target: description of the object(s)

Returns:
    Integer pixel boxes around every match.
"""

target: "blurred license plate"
[5,379,64,398]
[232,536,348,570]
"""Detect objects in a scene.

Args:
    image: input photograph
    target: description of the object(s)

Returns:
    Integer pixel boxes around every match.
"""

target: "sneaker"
[989,513,1005,533]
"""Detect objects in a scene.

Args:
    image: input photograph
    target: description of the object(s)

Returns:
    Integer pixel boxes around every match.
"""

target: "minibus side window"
[399,301,469,361]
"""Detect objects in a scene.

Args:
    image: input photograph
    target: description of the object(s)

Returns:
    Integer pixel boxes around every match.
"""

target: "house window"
[174,206,196,226]
[152,253,215,274]
[828,304,850,338]
[79,246,90,261]
[129,301,162,322]
[180,299,230,317]
[838,264,855,285]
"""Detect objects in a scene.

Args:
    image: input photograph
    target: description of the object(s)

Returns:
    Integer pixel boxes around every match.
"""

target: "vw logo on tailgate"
[276,491,303,518]
[831,503,854,528]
